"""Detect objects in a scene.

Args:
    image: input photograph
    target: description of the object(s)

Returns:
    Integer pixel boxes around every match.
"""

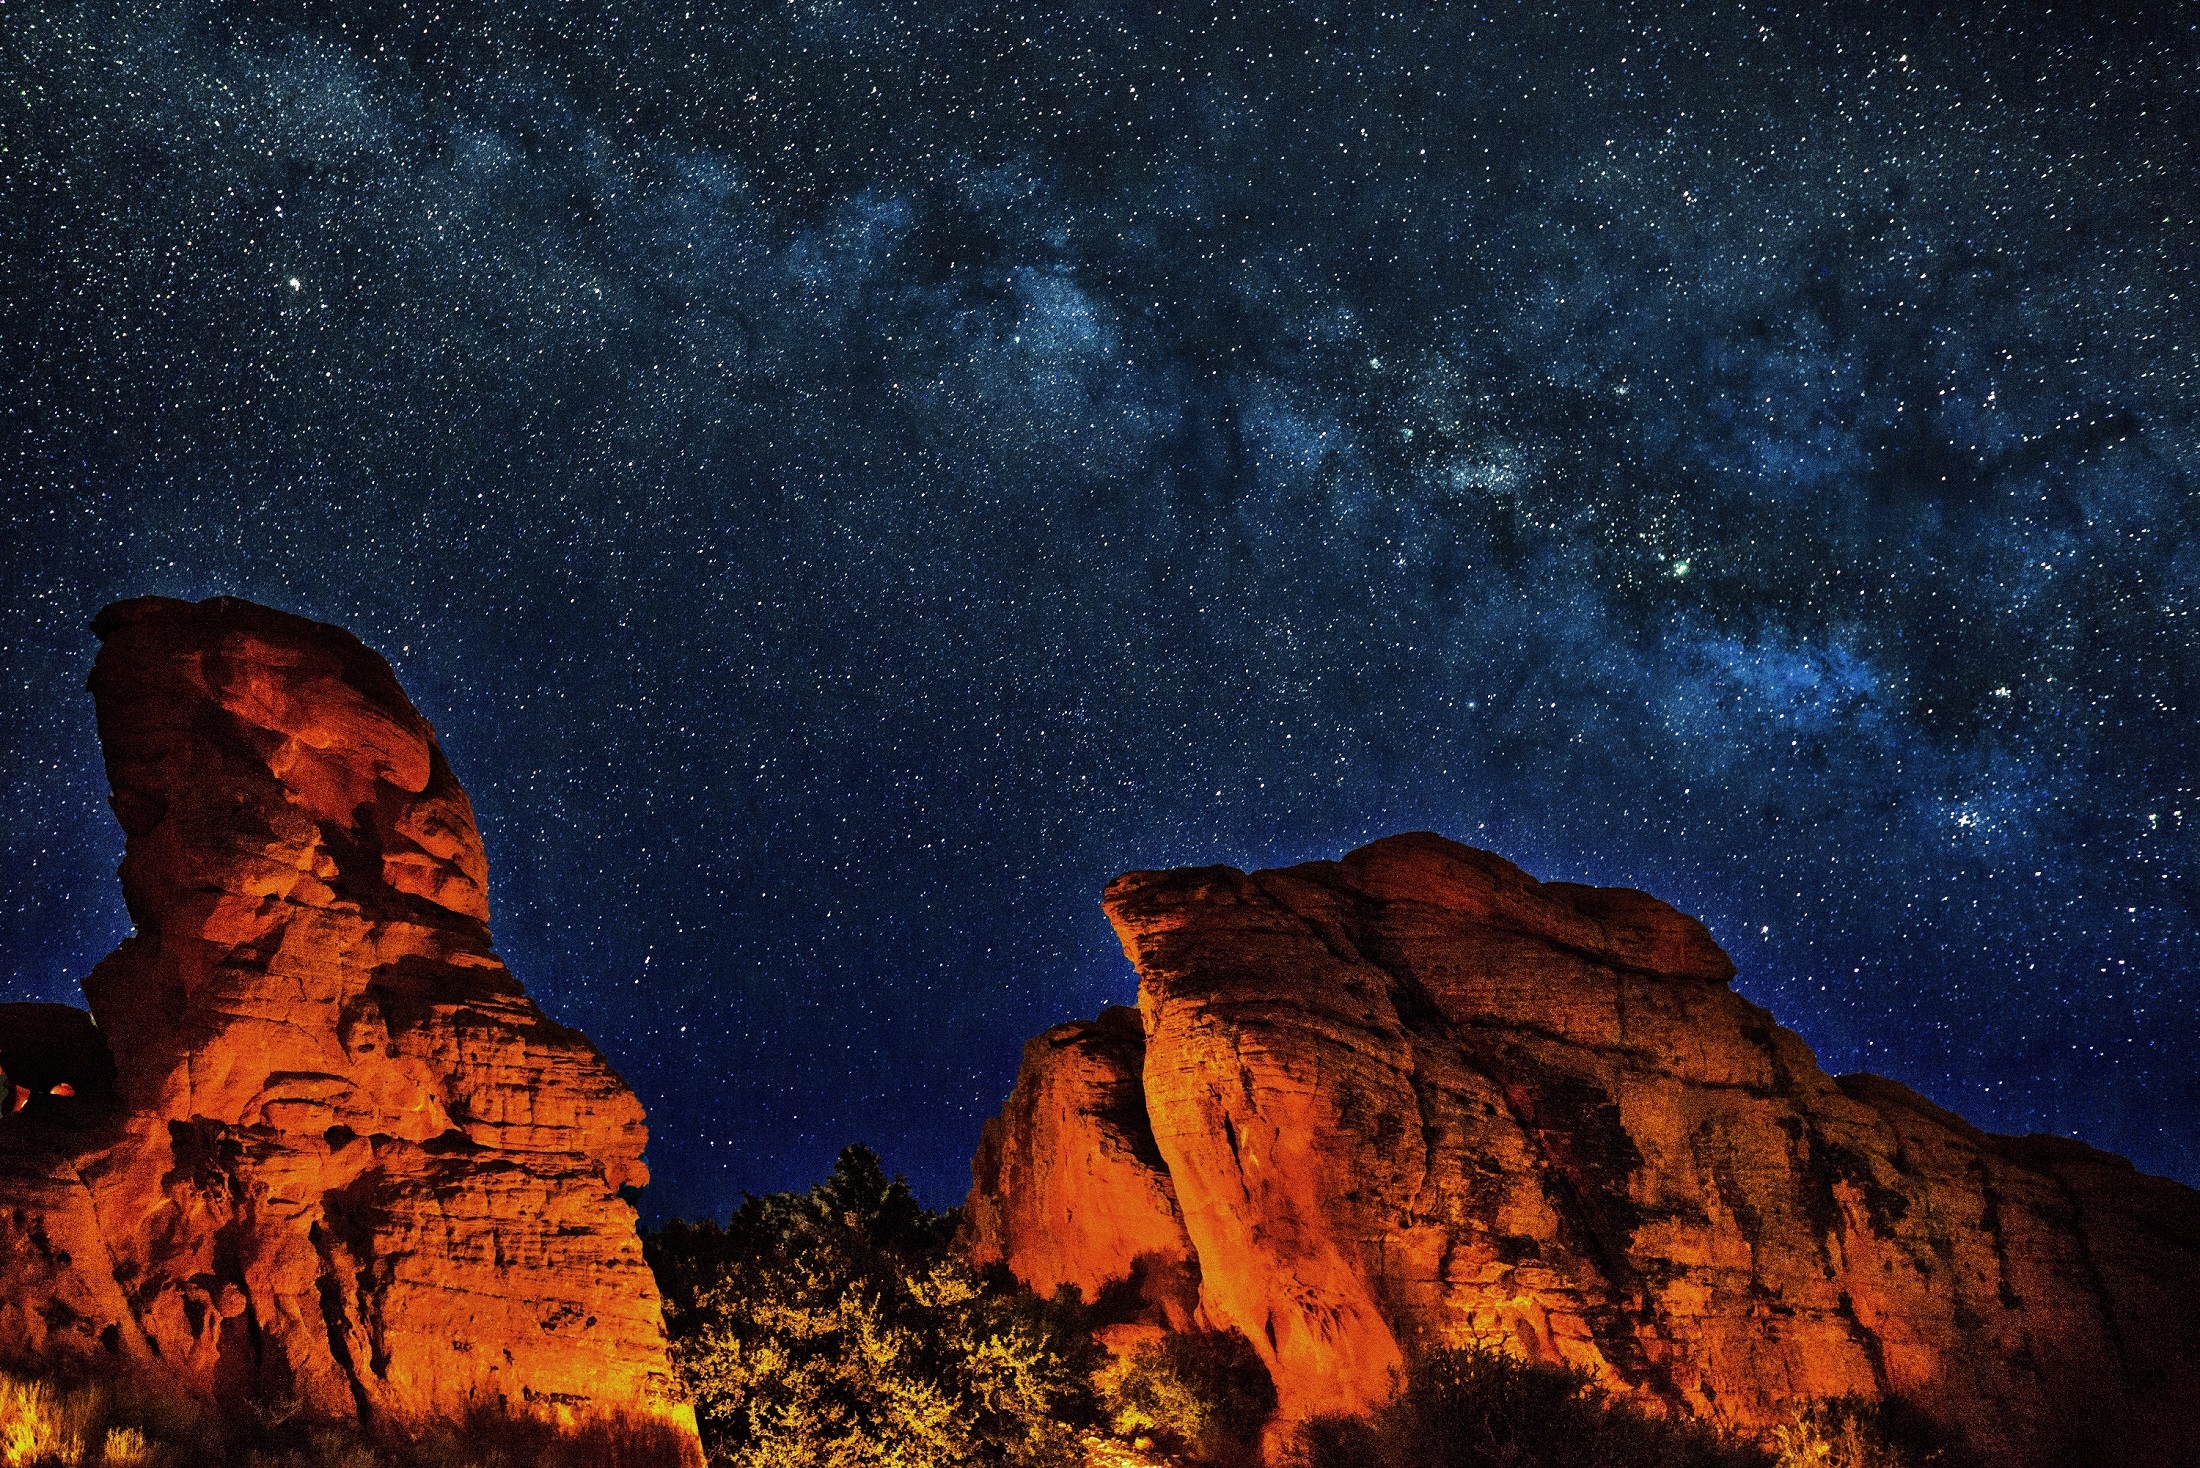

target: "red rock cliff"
[0,596,698,1457]
[967,833,2200,1466]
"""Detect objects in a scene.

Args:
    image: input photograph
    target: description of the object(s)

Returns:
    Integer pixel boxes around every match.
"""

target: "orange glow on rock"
[0,596,698,1461]
[971,833,2200,1466]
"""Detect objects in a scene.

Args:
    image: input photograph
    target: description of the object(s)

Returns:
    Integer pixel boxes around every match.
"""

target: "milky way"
[4,1,2196,1214]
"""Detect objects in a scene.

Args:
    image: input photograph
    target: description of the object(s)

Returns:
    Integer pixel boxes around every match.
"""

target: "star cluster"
[3,0,2196,1214]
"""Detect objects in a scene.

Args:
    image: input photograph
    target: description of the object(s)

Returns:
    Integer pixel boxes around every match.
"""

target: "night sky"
[5,1,2197,1219]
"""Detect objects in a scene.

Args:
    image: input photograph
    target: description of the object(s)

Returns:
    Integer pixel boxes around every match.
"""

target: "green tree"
[647,1147,1093,1468]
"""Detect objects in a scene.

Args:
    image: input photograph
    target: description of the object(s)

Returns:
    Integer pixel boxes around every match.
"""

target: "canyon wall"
[0,596,697,1458]
[968,833,2200,1466]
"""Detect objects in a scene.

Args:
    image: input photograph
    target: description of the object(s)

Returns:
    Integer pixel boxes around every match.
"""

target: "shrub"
[245,1428,382,1468]
[1093,1331,1274,1464]
[95,1432,151,1468]
[1770,1398,1953,1468]
[1295,1346,1768,1468]
[0,1368,693,1468]
[238,1405,696,1468]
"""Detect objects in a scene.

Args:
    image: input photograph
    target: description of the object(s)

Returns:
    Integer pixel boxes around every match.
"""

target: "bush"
[0,1376,191,1468]
[95,1431,152,1468]
[1295,1347,1768,1468]
[245,1429,381,1468]
[243,1407,695,1468]
[648,1146,1096,1468]
[0,1373,153,1468]
[1770,1398,1954,1468]
[1093,1331,1274,1464]
[0,1368,686,1468]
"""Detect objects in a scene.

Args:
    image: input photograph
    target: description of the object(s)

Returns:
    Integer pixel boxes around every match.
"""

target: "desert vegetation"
[0,1371,688,1468]
[1088,1331,1273,1465]
[1294,1345,1763,1468]
[645,1146,1277,1468]
[0,1374,204,1468]
[1295,1348,1953,1468]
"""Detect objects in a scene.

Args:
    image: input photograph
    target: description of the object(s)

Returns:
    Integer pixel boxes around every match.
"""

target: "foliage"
[0,1374,161,1468]
[237,1408,692,1468]
[245,1430,381,1468]
[1769,1398,1954,1468]
[1092,1331,1274,1464]
[647,1145,1096,1468]
[1295,1347,1769,1468]
[7,1145,1966,1468]
[94,1433,150,1468]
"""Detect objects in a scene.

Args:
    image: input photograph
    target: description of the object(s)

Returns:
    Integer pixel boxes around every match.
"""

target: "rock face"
[0,596,697,1457]
[967,1005,1200,1334]
[967,834,2200,1466]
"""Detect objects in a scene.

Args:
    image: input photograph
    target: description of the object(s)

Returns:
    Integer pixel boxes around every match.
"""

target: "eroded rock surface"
[969,833,2200,1466]
[0,596,696,1456]
[966,1005,1200,1336]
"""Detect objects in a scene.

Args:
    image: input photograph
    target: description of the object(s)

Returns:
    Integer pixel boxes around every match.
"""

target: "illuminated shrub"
[1770,1398,1952,1468]
[1,1375,83,1468]
[0,1369,684,1468]
[95,1432,151,1468]
[1093,1330,1274,1464]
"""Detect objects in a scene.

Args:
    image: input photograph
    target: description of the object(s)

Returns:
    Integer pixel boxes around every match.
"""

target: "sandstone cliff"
[0,596,697,1457]
[968,834,2200,1466]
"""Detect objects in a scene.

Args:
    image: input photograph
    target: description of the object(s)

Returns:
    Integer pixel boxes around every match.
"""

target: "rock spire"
[0,596,697,1458]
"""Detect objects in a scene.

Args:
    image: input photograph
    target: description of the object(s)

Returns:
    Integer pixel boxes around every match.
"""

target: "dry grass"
[239,1407,697,1468]
[1294,1348,1768,1468]
[397,1405,699,1468]
[0,1371,694,1468]
[1769,1399,1951,1468]
[1,1374,90,1468]
[95,1432,152,1468]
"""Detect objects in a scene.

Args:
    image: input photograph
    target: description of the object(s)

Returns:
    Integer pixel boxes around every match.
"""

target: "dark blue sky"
[5,0,2196,1217]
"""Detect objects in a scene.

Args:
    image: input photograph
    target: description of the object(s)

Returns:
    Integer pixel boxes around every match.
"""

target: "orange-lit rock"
[972,833,2200,1466]
[965,1005,1199,1328]
[0,596,697,1459]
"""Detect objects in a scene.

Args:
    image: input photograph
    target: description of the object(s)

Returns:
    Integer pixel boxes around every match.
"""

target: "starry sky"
[4,0,2197,1218]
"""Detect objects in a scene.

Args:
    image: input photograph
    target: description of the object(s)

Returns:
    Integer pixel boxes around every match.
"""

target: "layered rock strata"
[0,596,697,1457]
[968,833,2200,1466]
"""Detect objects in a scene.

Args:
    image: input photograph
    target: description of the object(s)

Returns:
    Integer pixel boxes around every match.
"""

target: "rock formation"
[0,596,698,1459]
[966,1004,1201,1351]
[968,833,2200,1466]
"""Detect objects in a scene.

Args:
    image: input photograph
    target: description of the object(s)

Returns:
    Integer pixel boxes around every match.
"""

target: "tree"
[647,1147,1094,1468]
